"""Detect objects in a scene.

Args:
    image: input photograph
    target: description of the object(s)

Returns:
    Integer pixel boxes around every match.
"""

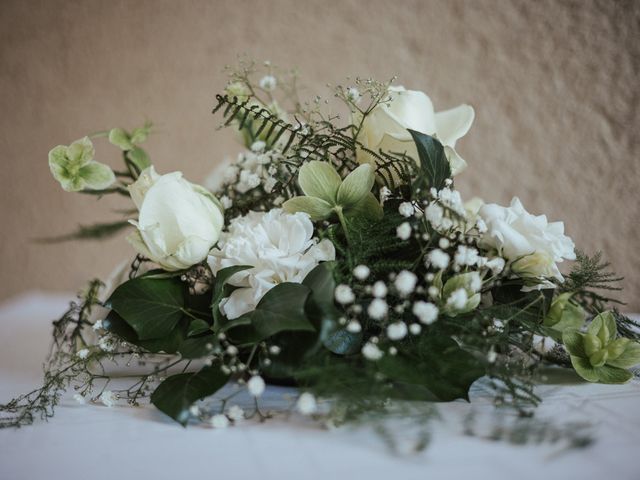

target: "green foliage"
[408,129,451,191]
[150,365,230,426]
[107,276,185,340]
[378,336,485,401]
[561,251,624,312]
[0,281,105,428]
[37,220,131,243]
[210,265,252,329]
[224,283,315,344]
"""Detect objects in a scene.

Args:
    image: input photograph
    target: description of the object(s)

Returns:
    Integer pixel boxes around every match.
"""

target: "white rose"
[478,197,576,285]
[208,209,335,319]
[356,86,475,177]
[127,168,225,271]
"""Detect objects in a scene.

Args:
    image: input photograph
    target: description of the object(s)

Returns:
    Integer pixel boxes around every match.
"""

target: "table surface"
[1,292,639,480]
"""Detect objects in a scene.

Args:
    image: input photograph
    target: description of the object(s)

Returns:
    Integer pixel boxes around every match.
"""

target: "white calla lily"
[356,86,474,177]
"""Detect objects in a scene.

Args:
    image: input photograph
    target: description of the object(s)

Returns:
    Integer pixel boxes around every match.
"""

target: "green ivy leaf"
[211,265,252,329]
[302,262,339,328]
[187,319,211,337]
[408,129,451,190]
[150,365,229,426]
[229,283,315,342]
[178,334,218,359]
[103,310,185,353]
[107,277,185,340]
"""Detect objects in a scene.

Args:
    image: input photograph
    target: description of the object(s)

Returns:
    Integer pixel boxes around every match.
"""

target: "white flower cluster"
[208,209,335,319]
[206,142,285,203]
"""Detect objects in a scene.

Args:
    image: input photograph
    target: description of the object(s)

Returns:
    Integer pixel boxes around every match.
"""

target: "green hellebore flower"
[283,161,383,221]
[440,271,482,316]
[48,137,116,192]
[562,311,640,384]
[543,292,585,340]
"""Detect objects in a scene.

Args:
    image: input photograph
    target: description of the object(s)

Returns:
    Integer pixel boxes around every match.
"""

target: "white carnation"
[208,209,335,319]
[479,197,575,284]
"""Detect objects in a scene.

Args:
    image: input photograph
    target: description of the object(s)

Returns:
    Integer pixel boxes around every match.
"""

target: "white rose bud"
[127,167,225,271]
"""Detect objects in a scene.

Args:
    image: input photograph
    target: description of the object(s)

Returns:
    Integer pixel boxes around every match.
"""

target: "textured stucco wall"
[1,0,639,309]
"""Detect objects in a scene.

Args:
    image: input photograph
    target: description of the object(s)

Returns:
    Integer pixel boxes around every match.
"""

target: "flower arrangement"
[2,60,638,437]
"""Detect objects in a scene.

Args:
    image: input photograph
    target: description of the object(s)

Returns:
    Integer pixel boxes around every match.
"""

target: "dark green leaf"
[378,336,484,401]
[107,277,185,340]
[408,130,451,190]
[228,283,314,342]
[187,319,211,337]
[178,334,218,359]
[150,365,229,426]
[302,262,340,332]
[103,310,185,353]
[211,265,252,329]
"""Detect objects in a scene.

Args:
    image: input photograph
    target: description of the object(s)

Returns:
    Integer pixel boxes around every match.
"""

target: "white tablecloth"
[1,293,639,480]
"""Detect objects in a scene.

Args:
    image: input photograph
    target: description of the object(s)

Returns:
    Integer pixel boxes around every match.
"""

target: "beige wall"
[1,0,639,310]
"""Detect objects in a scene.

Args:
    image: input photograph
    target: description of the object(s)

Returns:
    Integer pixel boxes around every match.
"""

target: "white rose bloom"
[127,168,225,271]
[478,197,576,285]
[356,86,475,177]
[208,209,336,319]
